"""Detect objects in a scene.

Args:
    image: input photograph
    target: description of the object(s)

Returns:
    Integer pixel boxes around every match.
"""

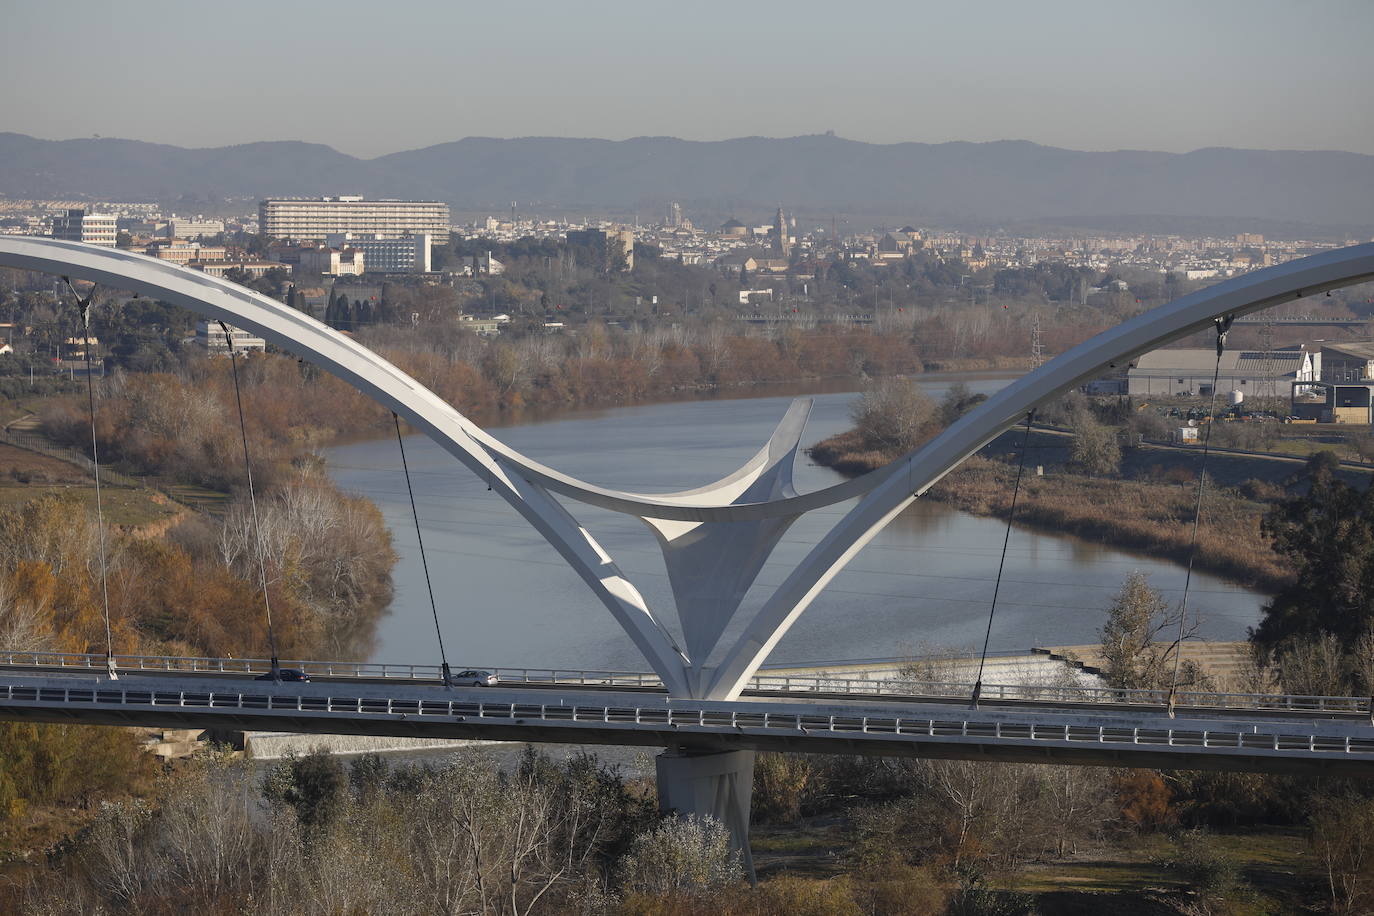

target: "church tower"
[772,207,790,257]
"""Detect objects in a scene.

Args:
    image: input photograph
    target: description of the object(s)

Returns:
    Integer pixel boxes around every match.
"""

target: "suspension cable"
[218,321,281,680]
[1167,315,1234,715]
[393,412,453,687]
[63,279,117,680]
[972,409,1036,706]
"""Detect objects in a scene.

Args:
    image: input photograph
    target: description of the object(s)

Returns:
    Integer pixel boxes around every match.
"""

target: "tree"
[1274,633,1350,696]
[1099,571,1202,690]
[1255,451,1374,651]
[1069,411,1121,475]
[1311,796,1374,915]
[851,378,936,454]
[262,749,347,831]
[938,381,987,427]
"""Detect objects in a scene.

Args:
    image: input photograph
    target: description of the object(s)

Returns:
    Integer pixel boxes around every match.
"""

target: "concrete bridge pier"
[655,747,756,881]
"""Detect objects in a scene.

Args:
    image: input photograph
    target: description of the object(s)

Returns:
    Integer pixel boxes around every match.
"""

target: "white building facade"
[298,246,365,276]
[1126,347,1316,397]
[164,218,225,239]
[194,320,266,352]
[325,232,431,273]
[259,197,449,244]
[51,210,118,247]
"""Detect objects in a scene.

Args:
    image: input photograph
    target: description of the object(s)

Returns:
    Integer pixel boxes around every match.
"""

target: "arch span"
[2,237,1372,697]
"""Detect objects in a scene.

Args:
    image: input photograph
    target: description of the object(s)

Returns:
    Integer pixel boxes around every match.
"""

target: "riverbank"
[810,428,1292,591]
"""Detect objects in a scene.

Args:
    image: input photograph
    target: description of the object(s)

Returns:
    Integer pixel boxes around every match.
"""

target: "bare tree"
[851,378,936,454]
[0,575,54,652]
[1311,797,1374,915]
[1351,625,1374,696]
[1099,571,1203,690]
[1276,633,1351,697]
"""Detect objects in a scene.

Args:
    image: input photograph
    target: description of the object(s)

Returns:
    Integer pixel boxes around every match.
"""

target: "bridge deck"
[0,670,1369,777]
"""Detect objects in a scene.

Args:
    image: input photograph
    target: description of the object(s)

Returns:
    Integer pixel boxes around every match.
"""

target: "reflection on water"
[325,378,1267,671]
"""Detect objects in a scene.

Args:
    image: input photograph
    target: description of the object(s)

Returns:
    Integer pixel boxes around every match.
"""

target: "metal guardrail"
[747,674,1373,714]
[0,651,1369,715]
[0,652,664,688]
[0,681,1369,760]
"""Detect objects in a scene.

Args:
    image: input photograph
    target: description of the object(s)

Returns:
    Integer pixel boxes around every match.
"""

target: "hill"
[2,132,1371,233]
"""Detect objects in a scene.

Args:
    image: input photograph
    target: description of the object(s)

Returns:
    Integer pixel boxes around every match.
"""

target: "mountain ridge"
[1,132,1370,233]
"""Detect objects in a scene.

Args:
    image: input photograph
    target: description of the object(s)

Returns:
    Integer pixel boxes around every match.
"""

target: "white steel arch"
[2,237,1372,698]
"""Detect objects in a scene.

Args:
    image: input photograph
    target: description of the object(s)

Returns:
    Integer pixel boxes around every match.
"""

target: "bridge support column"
[655,748,756,881]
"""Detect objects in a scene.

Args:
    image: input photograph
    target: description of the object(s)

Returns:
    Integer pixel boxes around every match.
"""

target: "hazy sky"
[4,0,1372,157]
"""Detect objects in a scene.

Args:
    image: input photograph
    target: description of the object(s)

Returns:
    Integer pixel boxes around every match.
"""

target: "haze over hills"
[2,132,1372,235]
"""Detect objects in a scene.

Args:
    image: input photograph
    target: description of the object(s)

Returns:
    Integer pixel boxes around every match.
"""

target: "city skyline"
[3,0,1373,157]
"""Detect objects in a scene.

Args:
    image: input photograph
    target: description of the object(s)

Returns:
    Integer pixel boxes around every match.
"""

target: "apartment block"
[51,209,118,247]
[259,197,449,244]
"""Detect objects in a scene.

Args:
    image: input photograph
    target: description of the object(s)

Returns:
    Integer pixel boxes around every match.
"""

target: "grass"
[749,813,1320,914]
[161,481,232,516]
[751,820,853,879]
[0,441,183,528]
[1009,830,1317,915]
[0,484,181,529]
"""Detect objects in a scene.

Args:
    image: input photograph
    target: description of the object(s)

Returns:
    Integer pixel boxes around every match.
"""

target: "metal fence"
[0,680,1369,761]
[0,430,142,488]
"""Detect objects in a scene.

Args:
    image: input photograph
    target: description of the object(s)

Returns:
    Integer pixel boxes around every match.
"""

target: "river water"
[325,378,1266,672]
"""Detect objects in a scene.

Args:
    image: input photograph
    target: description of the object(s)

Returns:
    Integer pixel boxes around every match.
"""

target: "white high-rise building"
[51,209,118,247]
[259,197,449,244]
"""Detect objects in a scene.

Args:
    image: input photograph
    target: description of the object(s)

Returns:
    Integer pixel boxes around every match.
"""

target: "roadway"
[5,667,1368,780]
[0,663,1367,724]
[0,668,1369,777]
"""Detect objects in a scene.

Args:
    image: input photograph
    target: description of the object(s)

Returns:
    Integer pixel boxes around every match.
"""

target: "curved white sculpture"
[3,237,1372,698]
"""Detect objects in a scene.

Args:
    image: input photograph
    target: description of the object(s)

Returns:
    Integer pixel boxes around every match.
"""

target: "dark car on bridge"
[255,668,310,682]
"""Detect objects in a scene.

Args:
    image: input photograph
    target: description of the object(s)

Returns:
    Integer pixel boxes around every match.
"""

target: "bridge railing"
[0,652,665,688]
[749,673,1372,714]
[0,681,1370,762]
[0,652,1367,715]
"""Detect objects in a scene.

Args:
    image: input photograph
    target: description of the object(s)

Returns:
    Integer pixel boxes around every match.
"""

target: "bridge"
[1,236,1373,869]
[1232,315,1370,327]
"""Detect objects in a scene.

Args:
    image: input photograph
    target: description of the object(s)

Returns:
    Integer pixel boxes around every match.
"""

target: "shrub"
[850,862,949,915]
[617,815,742,899]
[1154,828,1244,914]
[752,753,814,824]
[1114,771,1175,831]
[752,875,862,915]
[946,870,1037,916]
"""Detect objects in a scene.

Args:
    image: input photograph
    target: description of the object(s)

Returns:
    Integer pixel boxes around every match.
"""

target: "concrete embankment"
[759,649,1101,687]
[227,731,502,760]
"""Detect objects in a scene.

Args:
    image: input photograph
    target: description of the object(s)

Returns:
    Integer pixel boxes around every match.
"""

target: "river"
[325,378,1266,672]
